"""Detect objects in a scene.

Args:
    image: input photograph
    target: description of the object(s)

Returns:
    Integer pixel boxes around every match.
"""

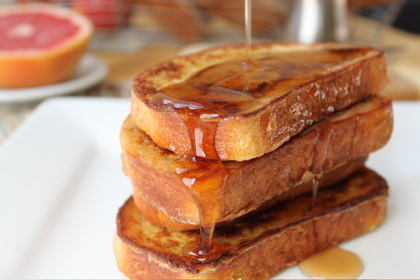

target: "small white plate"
[0,98,419,279]
[0,54,108,103]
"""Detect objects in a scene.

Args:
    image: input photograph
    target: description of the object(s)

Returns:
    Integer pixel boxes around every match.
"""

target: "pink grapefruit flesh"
[0,4,93,88]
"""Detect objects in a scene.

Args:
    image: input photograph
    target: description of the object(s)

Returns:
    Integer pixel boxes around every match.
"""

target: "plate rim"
[0,54,108,103]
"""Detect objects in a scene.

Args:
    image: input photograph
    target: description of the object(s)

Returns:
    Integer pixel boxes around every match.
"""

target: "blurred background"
[1,0,415,48]
[0,0,419,142]
[0,0,415,44]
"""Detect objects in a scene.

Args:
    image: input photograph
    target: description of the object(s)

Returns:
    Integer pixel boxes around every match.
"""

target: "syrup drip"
[173,154,227,262]
[168,109,227,262]
[244,0,252,60]
[148,0,258,262]
[148,48,368,263]
[298,246,364,279]
[178,0,253,261]
[312,178,319,206]
[145,1,369,264]
[311,126,332,206]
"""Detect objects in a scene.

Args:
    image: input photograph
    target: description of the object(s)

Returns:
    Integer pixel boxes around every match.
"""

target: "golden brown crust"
[121,95,393,228]
[130,43,388,161]
[131,157,367,230]
[114,167,388,280]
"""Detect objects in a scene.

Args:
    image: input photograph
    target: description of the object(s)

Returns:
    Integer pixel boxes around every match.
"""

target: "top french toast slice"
[131,43,388,161]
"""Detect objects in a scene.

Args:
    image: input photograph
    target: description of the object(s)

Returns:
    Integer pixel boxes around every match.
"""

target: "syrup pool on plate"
[298,246,364,279]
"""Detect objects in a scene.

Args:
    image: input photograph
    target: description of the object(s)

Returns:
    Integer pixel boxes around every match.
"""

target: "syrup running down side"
[170,115,227,261]
[244,0,252,61]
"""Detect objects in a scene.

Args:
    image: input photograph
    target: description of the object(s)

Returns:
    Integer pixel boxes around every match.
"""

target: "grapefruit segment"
[0,4,93,88]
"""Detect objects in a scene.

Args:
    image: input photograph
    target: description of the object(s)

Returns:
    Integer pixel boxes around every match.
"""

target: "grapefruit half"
[0,4,93,88]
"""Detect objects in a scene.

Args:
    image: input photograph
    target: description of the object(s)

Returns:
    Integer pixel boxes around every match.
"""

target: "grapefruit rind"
[0,4,94,88]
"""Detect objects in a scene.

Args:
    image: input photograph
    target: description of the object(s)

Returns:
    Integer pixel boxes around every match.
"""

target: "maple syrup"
[144,0,369,264]
[148,49,368,263]
[310,125,333,206]
[244,0,252,60]
[147,0,257,262]
[182,233,225,263]
[298,246,364,279]
[312,178,319,206]
[171,153,227,262]
[149,47,368,118]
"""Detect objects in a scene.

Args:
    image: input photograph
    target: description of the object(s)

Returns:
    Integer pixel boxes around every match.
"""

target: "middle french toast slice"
[120,95,393,230]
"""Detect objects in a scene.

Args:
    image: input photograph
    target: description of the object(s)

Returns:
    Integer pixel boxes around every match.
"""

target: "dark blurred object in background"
[348,0,405,8]
[353,0,405,26]
[392,0,420,34]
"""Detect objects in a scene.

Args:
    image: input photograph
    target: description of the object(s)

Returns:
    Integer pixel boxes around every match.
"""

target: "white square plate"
[0,97,419,279]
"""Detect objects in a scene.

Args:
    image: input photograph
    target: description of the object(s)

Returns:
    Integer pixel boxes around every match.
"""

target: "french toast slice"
[131,43,388,161]
[121,95,393,229]
[129,157,366,230]
[114,167,388,280]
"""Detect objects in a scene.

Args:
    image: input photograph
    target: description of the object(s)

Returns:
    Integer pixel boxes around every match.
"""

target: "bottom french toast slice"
[114,167,388,280]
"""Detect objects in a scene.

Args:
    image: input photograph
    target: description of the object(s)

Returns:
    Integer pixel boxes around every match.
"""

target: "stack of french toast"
[114,43,393,279]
